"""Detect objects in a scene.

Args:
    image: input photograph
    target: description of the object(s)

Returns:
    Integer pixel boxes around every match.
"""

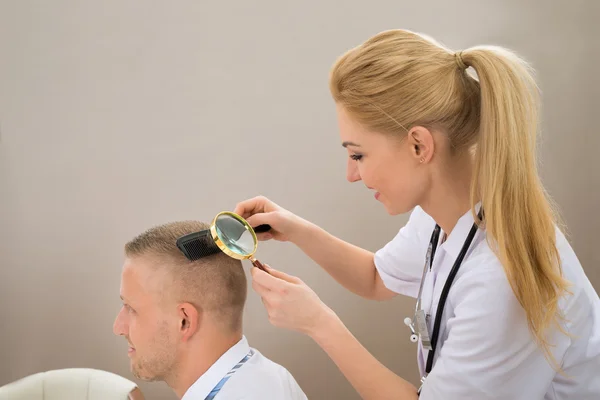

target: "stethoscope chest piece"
[405,310,433,350]
[404,317,418,343]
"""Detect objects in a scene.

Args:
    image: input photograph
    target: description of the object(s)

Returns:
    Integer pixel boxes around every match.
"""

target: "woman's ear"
[407,126,435,164]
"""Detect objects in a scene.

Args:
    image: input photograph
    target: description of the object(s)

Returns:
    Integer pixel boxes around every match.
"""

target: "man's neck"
[168,331,243,399]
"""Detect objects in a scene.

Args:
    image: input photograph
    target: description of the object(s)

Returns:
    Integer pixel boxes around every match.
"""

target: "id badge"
[415,310,432,350]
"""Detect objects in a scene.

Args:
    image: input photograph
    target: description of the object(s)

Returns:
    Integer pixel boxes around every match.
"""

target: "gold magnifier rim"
[210,211,258,261]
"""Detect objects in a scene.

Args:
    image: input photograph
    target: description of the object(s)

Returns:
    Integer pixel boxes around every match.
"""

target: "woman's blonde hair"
[329,29,570,365]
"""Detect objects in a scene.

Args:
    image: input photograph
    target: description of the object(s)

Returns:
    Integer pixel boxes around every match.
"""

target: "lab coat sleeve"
[373,206,436,298]
[419,254,569,400]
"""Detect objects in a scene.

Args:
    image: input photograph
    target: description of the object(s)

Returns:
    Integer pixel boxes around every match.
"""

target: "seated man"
[113,221,307,400]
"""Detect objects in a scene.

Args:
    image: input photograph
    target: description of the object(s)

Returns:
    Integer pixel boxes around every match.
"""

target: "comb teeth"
[176,230,222,261]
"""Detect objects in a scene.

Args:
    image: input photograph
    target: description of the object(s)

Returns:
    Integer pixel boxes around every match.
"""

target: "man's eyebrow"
[342,141,361,148]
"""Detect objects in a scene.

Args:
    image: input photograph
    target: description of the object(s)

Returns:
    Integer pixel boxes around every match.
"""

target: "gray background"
[1,1,598,399]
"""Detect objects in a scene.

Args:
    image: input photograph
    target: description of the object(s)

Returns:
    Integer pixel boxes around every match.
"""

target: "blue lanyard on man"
[204,349,255,400]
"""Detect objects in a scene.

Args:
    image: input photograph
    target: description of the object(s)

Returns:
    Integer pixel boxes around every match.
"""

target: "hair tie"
[454,51,467,70]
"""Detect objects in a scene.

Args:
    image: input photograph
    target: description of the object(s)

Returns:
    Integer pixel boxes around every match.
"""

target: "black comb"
[176,230,222,261]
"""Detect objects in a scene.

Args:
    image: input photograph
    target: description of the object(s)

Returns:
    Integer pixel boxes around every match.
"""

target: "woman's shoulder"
[376,206,436,253]
[408,205,435,226]
[404,205,438,241]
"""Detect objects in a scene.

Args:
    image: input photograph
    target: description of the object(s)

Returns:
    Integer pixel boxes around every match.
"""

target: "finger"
[251,280,276,307]
[233,196,267,219]
[251,272,272,294]
[260,296,270,312]
[245,212,272,227]
[258,232,273,241]
[255,289,273,312]
[246,214,277,239]
[252,264,293,291]
[263,264,303,284]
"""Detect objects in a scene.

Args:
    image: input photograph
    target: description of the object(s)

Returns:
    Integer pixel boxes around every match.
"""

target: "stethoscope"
[404,209,483,394]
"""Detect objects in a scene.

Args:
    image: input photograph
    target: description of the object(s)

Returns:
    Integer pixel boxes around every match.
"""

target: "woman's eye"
[350,154,363,161]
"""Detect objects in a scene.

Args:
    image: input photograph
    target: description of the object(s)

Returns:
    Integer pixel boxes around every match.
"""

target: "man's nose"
[113,307,127,336]
[346,158,361,182]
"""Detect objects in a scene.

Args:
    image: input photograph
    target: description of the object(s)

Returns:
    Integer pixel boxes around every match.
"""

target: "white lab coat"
[375,206,600,399]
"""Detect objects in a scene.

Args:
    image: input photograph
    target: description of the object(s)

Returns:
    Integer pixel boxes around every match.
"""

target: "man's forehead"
[120,257,152,298]
[121,256,171,300]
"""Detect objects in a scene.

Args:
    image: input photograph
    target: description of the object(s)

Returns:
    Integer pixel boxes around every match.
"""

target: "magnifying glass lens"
[214,214,256,256]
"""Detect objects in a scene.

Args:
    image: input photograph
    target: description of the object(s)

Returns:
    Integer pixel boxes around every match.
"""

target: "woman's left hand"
[251,264,336,337]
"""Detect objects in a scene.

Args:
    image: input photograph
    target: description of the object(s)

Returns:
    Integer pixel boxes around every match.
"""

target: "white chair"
[0,368,144,400]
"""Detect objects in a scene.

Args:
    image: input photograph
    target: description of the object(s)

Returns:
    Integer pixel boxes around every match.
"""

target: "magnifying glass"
[176,211,271,272]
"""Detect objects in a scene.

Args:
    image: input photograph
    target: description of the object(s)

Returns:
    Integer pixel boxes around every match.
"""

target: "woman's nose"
[346,158,361,182]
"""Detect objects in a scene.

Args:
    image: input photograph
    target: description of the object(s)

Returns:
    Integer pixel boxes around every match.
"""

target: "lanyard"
[417,209,482,395]
[204,349,254,400]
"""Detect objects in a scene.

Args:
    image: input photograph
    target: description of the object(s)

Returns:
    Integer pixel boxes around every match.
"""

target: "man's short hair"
[124,221,247,332]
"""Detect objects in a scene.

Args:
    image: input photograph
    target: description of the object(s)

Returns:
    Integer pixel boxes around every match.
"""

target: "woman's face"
[336,105,431,215]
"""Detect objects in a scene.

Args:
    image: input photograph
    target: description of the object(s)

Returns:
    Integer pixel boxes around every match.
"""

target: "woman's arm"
[292,219,397,301]
[234,196,397,300]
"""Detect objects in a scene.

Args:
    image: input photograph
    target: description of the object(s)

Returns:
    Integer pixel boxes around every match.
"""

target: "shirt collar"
[181,335,251,400]
[438,202,483,261]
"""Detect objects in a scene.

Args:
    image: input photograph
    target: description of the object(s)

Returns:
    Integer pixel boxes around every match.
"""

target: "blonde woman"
[234,29,600,399]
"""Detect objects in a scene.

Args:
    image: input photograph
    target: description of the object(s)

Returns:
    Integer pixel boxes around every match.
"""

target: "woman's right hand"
[233,196,306,243]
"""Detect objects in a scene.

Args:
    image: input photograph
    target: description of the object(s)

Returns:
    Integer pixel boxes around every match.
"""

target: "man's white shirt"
[181,336,307,400]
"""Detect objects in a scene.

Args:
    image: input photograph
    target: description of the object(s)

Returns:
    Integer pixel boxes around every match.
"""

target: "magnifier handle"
[251,258,269,273]
[253,224,272,233]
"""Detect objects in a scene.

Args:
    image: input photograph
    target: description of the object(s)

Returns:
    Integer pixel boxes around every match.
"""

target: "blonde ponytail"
[462,47,571,364]
[329,29,571,366]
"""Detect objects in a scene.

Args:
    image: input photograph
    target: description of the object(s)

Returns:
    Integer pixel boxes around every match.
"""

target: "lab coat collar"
[439,202,483,262]
[181,335,251,400]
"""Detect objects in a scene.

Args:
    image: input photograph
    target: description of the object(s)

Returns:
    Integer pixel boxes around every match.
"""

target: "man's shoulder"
[219,347,307,399]
[242,348,298,381]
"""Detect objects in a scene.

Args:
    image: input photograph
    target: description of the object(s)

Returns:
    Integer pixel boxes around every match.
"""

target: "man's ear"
[406,126,435,164]
[178,302,200,342]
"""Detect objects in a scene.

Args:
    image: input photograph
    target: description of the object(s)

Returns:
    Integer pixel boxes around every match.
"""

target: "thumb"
[262,264,302,285]
[252,265,290,291]
[246,212,278,232]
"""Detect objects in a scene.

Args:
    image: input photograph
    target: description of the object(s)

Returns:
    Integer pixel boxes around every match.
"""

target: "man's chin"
[132,369,160,382]
[134,375,159,382]
[131,364,161,382]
